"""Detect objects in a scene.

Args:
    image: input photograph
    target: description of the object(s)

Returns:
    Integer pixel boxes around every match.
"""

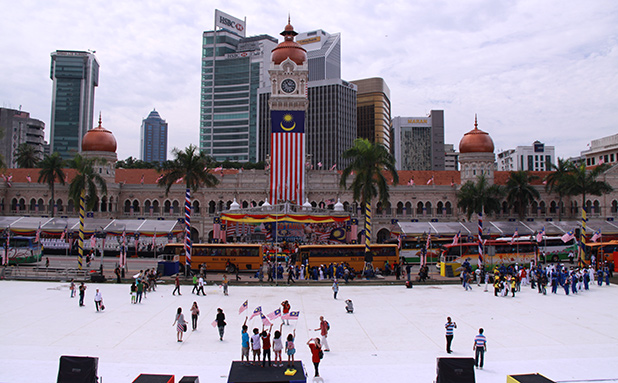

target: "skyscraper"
[258,29,356,170]
[200,11,277,163]
[140,109,168,163]
[0,108,45,167]
[49,50,99,160]
[351,77,391,150]
[392,110,445,171]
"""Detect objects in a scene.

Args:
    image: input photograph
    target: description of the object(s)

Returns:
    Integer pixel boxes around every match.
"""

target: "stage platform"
[227,361,306,383]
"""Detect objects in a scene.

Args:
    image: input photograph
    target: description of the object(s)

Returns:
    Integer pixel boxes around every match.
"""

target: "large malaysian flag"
[270,110,305,204]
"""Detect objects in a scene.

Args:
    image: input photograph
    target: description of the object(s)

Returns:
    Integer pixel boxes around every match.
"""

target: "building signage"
[215,9,246,37]
[407,118,428,124]
[297,36,321,45]
[225,51,261,59]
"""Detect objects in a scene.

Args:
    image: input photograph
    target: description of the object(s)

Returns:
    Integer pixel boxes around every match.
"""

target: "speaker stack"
[57,355,99,383]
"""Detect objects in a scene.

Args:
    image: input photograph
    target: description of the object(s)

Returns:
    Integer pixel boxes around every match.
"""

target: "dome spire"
[474,114,478,130]
[98,112,102,128]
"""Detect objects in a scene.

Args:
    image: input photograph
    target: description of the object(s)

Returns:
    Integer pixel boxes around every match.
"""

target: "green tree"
[340,139,398,246]
[15,143,39,168]
[37,152,66,217]
[544,158,571,220]
[68,154,108,211]
[565,162,613,214]
[157,145,219,195]
[505,171,541,220]
[456,174,504,220]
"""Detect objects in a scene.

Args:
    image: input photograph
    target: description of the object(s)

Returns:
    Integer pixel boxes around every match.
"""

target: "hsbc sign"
[215,9,246,37]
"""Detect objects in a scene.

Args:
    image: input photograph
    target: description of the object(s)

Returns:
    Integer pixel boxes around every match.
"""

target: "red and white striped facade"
[270,131,305,204]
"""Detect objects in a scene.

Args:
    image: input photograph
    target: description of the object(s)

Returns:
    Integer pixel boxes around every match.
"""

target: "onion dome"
[82,114,117,153]
[262,200,271,207]
[459,115,494,153]
[303,199,312,208]
[271,17,307,65]
[230,198,240,210]
[334,198,344,212]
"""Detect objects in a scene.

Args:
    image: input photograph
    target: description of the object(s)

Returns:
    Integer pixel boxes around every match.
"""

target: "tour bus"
[497,235,578,263]
[4,236,43,265]
[297,244,399,271]
[394,237,453,264]
[162,243,264,272]
[440,240,538,275]
[582,240,618,270]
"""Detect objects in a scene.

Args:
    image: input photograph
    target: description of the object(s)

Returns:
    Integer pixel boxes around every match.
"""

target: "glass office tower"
[140,109,168,163]
[49,50,99,160]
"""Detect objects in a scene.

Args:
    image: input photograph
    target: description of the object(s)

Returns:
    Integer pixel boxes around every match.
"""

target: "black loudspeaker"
[436,357,475,383]
[57,355,98,383]
[179,377,200,383]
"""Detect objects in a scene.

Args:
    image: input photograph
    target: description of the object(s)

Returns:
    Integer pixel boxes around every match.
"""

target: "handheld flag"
[35,225,41,243]
[249,306,262,320]
[239,300,249,315]
[451,231,460,245]
[260,313,272,327]
[561,229,575,243]
[510,228,518,245]
[536,227,545,243]
[591,230,601,242]
[211,320,217,328]
[282,311,300,320]
[266,308,282,321]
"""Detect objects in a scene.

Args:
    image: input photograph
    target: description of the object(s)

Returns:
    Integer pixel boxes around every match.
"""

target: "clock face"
[281,78,296,94]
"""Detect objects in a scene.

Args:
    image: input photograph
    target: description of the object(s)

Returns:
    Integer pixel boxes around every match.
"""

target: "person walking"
[94,289,103,312]
[78,282,86,307]
[190,302,200,331]
[445,316,457,353]
[172,275,181,296]
[191,274,198,294]
[307,338,322,377]
[216,308,226,341]
[222,274,229,296]
[315,316,330,351]
[136,279,144,303]
[473,328,487,369]
[196,276,206,296]
[173,307,187,342]
[332,279,339,299]
[69,279,76,298]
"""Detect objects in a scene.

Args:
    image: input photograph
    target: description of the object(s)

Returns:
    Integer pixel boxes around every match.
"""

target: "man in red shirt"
[314,316,330,351]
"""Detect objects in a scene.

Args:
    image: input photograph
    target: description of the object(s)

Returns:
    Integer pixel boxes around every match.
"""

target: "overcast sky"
[1,0,616,162]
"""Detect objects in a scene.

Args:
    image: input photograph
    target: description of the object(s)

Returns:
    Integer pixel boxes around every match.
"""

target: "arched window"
[612,200,618,214]
[376,202,383,215]
[405,202,412,216]
[445,201,452,215]
[29,198,36,212]
[209,201,216,214]
[172,201,180,214]
[531,201,538,216]
[502,201,509,215]
[124,200,132,213]
[56,199,64,212]
[593,200,600,214]
[132,200,140,214]
[436,201,444,215]
[100,196,108,212]
[19,198,26,211]
[425,201,432,216]
[11,198,18,212]
[416,202,424,215]
[144,200,152,215]
[151,200,159,214]
[550,201,557,214]
[539,201,546,214]
[396,202,404,215]
[193,201,200,214]
[242,201,249,209]
[67,200,75,213]
[164,201,172,214]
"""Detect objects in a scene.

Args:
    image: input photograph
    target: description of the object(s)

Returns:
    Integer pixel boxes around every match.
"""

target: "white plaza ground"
[1,279,617,383]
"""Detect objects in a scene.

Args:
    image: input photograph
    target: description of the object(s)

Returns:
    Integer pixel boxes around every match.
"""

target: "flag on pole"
[426,176,434,185]
[477,212,483,268]
[249,306,262,320]
[184,188,192,271]
[397,234,402,250]
[591,230,601,242]
[266,308,282,321]
[35,225,41,243]
[156,174,164,183]
[282,311,300,320]
[26,174,31,183]
[407,178,414,186]
[152,229,157,247]
[510,228,518,245]
[176,177,184,184]
[451,231,460,245]
[317,162,323,168]
[90,235,96,248]
[561,229,575,243]
[238,300,249,315]
[140,174,145,185]
[426,231,431,251]
[260,313,272,327]
[536,226,545,243]
[61,225,67,241]
[329,164,337,171]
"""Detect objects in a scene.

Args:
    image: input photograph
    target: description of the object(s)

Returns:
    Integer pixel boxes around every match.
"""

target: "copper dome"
[271,19,306,65]
[82,115,117,153]
[459,116,494,153]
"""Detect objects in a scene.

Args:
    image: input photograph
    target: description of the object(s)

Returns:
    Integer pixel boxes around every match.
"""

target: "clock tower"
[268,18,309,204]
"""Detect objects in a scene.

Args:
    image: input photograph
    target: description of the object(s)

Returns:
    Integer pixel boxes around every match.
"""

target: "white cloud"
[0,0,616,161]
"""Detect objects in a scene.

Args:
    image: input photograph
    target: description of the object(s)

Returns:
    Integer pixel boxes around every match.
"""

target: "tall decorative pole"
[184,188,192,276]
[477,211,484,269]
[580,207,587,266]
[364,202,372,253]
[78,189,85,270]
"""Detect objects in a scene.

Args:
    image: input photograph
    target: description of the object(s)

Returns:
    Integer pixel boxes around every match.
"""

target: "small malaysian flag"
[35,225,41,243]
[249,306,262,320]
[591,230,601,242]
[140,174,145,185]
[510,228,519,245]
[267,308,282,321]
[452,231,460,245]
[238,300,249,315]
[60,225,67,241]
[90,235,96,248]
[260,313,272,326]
[536,227,545,243]
[211,320,217,328]
[282,311,300,320]
[561,229,575,243]
[426,176,434,185]
[156,174,164,183]
[26,174,32,183]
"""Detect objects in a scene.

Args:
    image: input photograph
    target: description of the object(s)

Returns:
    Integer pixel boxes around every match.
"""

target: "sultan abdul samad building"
[3,21,618,243]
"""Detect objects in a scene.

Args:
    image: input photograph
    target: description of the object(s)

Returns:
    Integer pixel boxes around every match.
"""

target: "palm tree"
[565,162,613,215]
[68,154,108,211]
[15,143,39,168]
[544,158,571,220]
[37,153,66,217]
[457,174,504,220]
[340,139,398,246]
[157,145,219,195]
[505,171,541,220]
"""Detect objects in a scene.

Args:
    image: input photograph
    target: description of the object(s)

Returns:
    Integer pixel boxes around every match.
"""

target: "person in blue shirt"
[571,271,578,294]
[596,268,604,286]
[583,269,590,290]
[605,266,611,286]
[241,317,250,365]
